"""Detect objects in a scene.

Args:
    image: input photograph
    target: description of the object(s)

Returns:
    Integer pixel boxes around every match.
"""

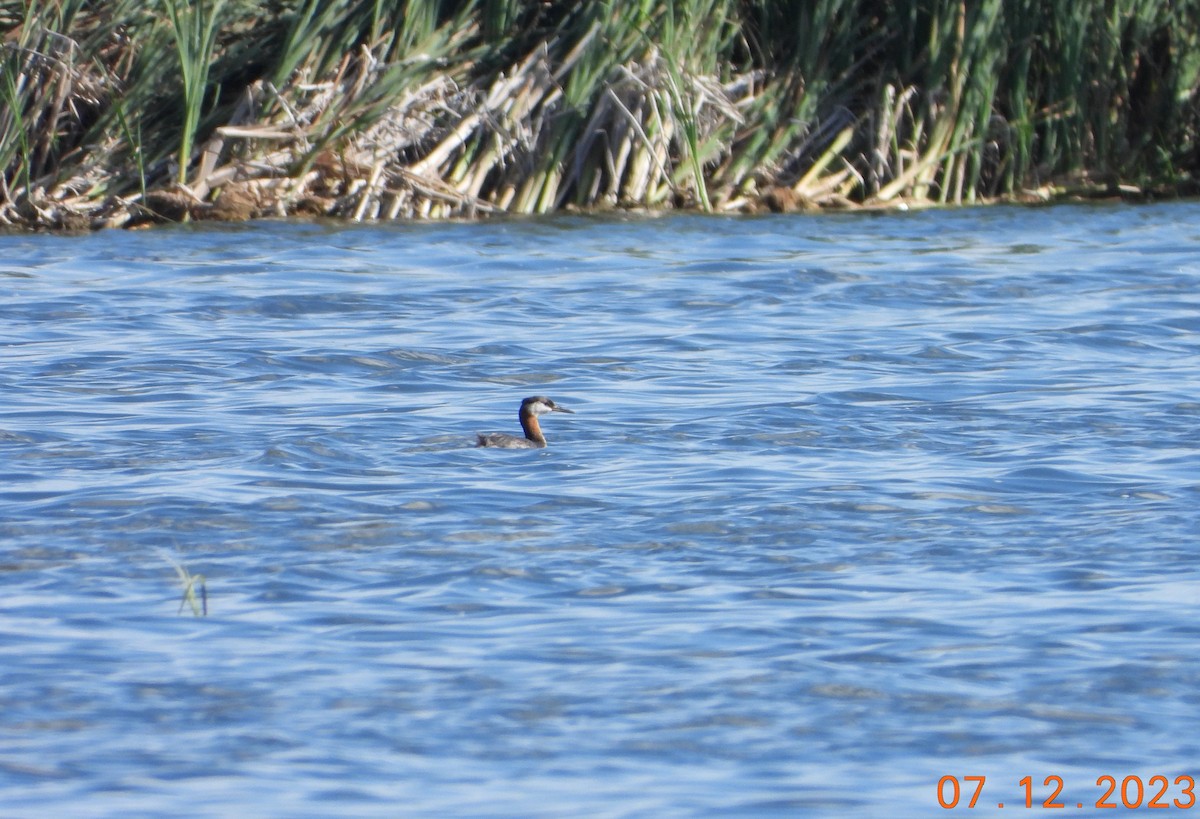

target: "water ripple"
[2,204,1199,815]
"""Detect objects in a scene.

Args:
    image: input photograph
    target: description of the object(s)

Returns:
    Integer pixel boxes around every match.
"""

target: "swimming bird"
[476,395,574,449]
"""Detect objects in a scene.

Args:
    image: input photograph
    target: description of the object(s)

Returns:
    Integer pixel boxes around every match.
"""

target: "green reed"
[163,0,226,187]
[160,551,208,617]
[0,0,1195,227]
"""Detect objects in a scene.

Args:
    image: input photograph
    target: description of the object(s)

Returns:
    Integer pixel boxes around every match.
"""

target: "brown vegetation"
[1,1,1197,230]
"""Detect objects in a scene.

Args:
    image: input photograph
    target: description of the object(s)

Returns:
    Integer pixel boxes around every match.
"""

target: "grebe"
[476,395,574,449]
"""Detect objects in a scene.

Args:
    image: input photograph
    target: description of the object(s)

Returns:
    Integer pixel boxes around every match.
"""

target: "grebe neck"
[519,409,546,445]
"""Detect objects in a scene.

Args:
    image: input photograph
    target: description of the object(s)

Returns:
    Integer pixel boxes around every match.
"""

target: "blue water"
[1,204,1198,816]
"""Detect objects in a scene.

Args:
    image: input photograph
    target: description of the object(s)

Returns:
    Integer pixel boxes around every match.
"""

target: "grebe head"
[477,395,574,448]
[520,395,574,418]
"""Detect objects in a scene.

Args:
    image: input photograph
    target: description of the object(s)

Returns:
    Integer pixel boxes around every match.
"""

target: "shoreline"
[10,175,1195,235]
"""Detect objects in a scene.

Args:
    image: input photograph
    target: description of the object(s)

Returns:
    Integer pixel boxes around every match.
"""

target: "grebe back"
[476,395,573,449]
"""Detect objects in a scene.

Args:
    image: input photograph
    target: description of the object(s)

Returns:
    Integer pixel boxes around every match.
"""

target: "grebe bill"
[476,395,574,449]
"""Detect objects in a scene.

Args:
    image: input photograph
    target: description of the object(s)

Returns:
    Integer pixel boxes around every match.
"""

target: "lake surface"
[1,203,1198,816]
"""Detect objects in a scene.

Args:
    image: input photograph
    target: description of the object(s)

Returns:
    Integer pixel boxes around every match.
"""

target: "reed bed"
[1,0,1196,229]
